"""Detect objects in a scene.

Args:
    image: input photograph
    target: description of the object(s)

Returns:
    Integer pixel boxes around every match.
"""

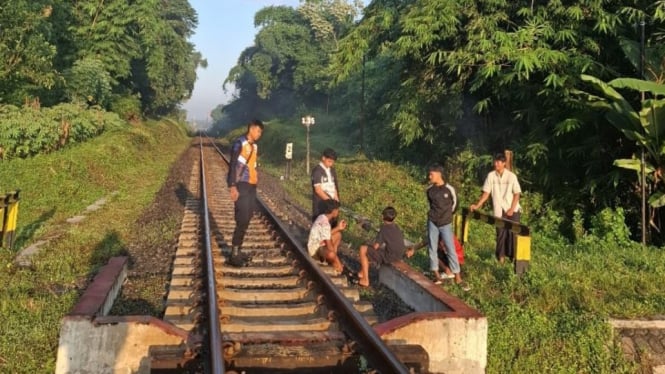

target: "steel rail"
[199,138,225,374]
[206,136,409,374]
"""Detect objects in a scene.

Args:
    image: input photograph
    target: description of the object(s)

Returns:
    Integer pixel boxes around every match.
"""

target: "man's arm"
[332,168,340,201]
[506,174,522,216]
[323,238,335,253]
[331,219,347,234]
[470,191,490,211]
[506,193,520,216]
[313,185,332,201]
[228,141,242,201]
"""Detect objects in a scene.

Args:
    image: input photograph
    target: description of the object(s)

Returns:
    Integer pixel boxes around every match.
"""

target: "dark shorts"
[366,245,389,265]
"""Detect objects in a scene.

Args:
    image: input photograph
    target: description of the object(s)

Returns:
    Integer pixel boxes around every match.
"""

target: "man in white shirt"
[307,199,347,273]
[470,153,522,264]
[311,148,340,222]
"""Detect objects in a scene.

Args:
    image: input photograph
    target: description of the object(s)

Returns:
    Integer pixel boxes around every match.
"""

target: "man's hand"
[505,208,514,217]
[470,204,479,212]
[229,186,239,202]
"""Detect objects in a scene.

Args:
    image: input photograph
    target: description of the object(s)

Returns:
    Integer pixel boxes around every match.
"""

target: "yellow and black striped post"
[459,207,531,276]
[0,197,6,246]
[2,191,20,249]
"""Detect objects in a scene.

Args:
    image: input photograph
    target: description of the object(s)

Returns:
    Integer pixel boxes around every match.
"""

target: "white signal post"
[285,142,293,180]
[301,116,315,173]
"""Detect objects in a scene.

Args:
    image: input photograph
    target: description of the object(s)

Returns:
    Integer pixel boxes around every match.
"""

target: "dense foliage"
[217,0,665,243]
[0,1,203,117]
[0,103,124,160]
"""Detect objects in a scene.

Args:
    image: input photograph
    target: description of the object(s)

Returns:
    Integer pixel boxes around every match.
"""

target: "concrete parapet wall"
[56,316,190,374]
[55,256,198,374]
[376,260,487,373]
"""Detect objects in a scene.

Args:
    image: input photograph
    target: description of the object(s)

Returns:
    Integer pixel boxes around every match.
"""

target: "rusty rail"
[200,140,225,374]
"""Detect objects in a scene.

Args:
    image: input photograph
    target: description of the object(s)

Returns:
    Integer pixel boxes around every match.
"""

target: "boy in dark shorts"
[356,206,408,287]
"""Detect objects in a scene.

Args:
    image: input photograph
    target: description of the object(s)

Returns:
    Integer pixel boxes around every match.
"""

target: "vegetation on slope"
[0,120,190,373]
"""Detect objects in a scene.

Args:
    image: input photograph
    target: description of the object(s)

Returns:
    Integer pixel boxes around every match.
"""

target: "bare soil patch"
[111,141,199,315]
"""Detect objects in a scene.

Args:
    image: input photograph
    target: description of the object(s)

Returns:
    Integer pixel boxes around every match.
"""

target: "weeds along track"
[158,137,419,373]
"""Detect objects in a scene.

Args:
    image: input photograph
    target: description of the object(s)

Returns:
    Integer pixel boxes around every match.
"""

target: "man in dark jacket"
[426,164,470,291]
[226,119,263,266]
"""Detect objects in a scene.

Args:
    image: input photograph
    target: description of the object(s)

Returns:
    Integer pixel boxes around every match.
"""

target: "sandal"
[456,281,471,292]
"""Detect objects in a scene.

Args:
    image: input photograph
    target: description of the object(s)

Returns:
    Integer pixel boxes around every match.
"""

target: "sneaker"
[227,255,246,267]
[432,271,443,285]
[456,281,471,292]
[441,272,455,279]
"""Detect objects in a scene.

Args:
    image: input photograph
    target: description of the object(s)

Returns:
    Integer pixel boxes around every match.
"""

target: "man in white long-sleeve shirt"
[470,153,522,264]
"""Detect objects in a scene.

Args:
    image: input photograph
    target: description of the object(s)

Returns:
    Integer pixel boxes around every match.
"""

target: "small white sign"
[285,143,293,160]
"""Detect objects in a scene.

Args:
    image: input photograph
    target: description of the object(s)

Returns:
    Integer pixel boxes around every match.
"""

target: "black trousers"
[496,211,521,261]
[232,182,257,247]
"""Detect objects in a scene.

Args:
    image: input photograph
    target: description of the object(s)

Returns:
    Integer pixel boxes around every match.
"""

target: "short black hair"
[382,206,397,222]
[322,199,340,214]
[493,153,506,162]
[248,119,264,131]
[322,148,337,160]
[428,163,444,174]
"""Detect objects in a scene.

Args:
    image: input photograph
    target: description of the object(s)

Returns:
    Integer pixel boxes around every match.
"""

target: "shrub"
[64,57,113,108]
[0,103,125,159]
[588,207,632,247]
[110,95,142,122]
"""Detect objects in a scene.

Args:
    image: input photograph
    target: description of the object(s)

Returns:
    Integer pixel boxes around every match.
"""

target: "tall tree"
[69,0,141,83]
[0,1,57,103]
[133,0,201,115]
[223,1,361,124]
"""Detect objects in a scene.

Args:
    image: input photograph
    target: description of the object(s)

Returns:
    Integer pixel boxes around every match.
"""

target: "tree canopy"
[218,0,665,242]
[0,0,204,117]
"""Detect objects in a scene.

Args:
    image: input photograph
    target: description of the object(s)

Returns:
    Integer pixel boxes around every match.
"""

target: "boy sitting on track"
[307,199,348,273]
[356,206,411,288]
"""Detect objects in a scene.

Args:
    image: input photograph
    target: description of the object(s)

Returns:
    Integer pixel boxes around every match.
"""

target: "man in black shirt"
[426,164,470,291]
[311,148,340,221]
[356,207,408,287]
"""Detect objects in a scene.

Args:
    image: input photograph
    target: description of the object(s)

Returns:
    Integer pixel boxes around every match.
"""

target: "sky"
[182,0,302,123]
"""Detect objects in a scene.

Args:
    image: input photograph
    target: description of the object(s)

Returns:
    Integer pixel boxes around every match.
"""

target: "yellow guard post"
[2,191,20,249]
[460,208,531,276]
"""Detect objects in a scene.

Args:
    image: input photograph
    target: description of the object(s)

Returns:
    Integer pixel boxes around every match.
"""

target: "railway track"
[157,137,426,373]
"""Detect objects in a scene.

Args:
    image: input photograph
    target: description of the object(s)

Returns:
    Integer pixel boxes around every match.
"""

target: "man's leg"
[358,245,370,286]
[496,211,521,263]
[327,231,344,272]
[427,220,442,281]
[322,249,343,272]
[231,183,253,247]
[502,211,520,261]
[495,226,507,263]
[440,224,463,283]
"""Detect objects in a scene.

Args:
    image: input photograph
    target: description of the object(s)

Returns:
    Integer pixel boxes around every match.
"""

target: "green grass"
[247,120,651,373]
[0,120,190,373]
